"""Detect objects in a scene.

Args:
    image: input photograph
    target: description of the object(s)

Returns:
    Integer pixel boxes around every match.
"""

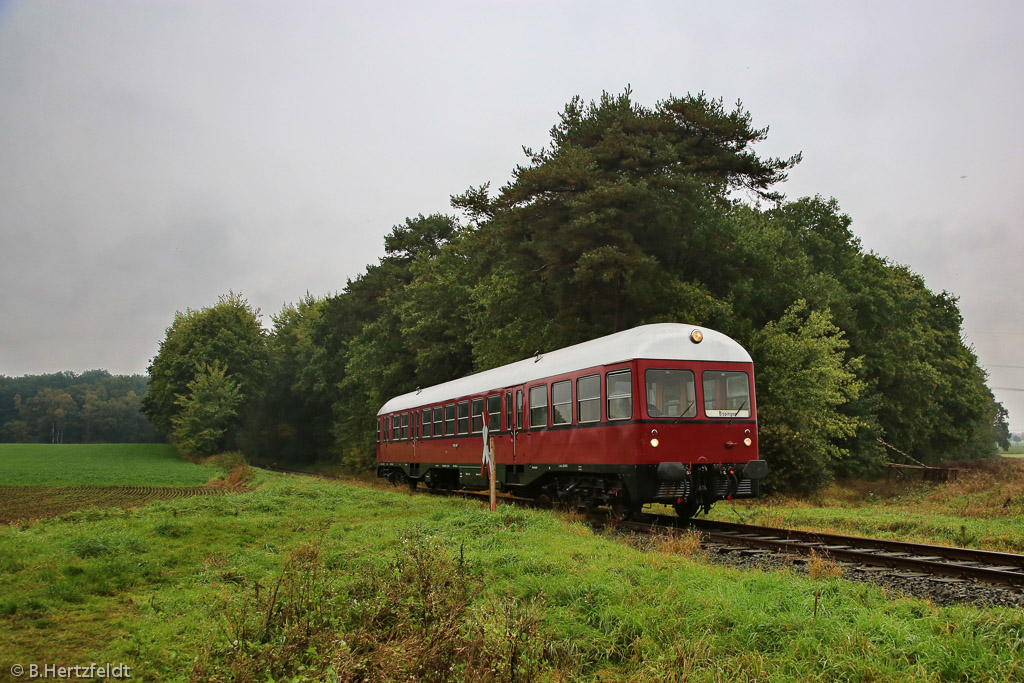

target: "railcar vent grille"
[711,478,754,498]
[656,481,691,499]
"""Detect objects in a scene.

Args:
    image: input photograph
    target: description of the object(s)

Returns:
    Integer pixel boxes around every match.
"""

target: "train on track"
[376,323,767,518]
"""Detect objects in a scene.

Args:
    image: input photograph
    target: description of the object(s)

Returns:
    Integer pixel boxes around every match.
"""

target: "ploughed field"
[0,444,239,523]
[0,485,238,524]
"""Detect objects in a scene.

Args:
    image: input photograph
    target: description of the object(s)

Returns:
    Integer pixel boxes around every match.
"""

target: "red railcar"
[376,323,767,518]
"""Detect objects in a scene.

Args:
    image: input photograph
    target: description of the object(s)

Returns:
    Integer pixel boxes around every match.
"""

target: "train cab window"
[505,392,513,430]
[444,404,455,436]
[606,370,633,420]
[471,398,484,433]
[433,406,443,437]
[551,380,572,425]
[487,394,501,431]
[702,371,751,418]
[457,401,470,435]
[401,413,409,440]
[577,374,600,423]
[529,385,548,428]
[422,409,431,437]
[645,369,697,418]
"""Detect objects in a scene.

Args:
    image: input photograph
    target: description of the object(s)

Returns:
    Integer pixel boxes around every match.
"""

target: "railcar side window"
[702,371,751,418]
[444,404,455,436]
[606,370,632,420]
[529,385,548,428]
[471,398,484,434]
[577,374,600,423]
[645,369,697,418]
[551,380,571,425]
[422,409,431,437]
[401,413,409,440]
[457,401,470,435]
[487,394,501,431]
[433,406,442,437]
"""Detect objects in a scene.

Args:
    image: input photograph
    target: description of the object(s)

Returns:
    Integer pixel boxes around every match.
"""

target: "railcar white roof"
[378,323,751,415]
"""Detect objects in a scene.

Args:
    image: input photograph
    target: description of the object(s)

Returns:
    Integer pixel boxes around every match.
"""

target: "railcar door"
[504,387,528,485]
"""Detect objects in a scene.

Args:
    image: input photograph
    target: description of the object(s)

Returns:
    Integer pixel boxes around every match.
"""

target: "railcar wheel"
[609,501,639,522]
[673,498,701,519]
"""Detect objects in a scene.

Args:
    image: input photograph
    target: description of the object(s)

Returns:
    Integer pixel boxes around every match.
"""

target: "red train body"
[376,323,767,518]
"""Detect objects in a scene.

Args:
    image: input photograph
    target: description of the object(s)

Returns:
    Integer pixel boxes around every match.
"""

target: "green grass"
[2,473,1023,682]
[0,444,216,486]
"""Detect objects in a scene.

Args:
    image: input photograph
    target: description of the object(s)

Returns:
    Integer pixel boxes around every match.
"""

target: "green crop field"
[0,443,216,486]
[2,467,1023,682]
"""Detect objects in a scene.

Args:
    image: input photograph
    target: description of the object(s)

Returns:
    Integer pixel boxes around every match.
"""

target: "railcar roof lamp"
[690,329,703,343]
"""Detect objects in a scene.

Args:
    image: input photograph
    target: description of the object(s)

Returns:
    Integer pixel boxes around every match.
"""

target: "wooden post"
[489,436,497,512]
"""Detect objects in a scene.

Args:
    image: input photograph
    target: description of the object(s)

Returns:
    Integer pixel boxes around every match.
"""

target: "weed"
[653,529,707,560]
[952,524,978,548]
[192,529,548,682]
[807,550,842,580]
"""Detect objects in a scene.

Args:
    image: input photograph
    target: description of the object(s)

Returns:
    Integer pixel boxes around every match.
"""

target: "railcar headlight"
[743,437,752,447]
[690,329,703,344]
[650,438,660,448]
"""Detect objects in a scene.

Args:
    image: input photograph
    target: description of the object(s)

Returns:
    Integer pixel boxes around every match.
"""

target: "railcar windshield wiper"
[728,400,747,424]
[672,400,696,424]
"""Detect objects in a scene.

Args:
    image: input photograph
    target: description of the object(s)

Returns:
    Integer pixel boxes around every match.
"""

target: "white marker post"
[482,422,496,512]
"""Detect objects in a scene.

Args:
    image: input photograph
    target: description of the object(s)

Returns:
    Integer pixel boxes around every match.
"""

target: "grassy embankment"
[2,445,1024,681]
[707,457,1024,554]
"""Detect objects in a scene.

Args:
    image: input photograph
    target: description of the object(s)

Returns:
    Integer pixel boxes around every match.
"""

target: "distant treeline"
[140,89,1010,493]
[0,370,162,444]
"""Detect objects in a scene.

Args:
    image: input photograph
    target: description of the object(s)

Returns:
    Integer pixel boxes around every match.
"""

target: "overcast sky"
[1,0,1022,429]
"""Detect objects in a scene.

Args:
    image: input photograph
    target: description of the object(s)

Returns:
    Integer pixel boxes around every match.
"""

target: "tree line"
[0,370,161,444]
[142,89,1010,493]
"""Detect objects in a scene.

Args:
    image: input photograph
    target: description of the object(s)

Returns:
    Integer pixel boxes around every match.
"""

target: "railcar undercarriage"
[378,459,767,520]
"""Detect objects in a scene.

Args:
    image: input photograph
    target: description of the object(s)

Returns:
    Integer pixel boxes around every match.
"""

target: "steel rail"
[609,518,1024,588]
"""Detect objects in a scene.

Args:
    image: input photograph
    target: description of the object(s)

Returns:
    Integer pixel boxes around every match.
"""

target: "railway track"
[256,465,1024,590]
[609,516,1024,589]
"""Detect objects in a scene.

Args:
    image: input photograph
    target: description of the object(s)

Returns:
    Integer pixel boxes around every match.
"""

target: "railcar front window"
[401,413,409,440]
[702,371,751,418]
[487,394,501,431]
[457,401,470,435]
[422,409,431,437]
[433,406,442,437]
[645,369,696,418]
[607,370,632,420]
[529,385,548,428]
[551,380,571,425]
[444,404,455,436]
[577,374,600,423]
[471,398,484,434]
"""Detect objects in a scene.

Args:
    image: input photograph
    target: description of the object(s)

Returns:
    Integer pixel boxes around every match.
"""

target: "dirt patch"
[0,485,247,525]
